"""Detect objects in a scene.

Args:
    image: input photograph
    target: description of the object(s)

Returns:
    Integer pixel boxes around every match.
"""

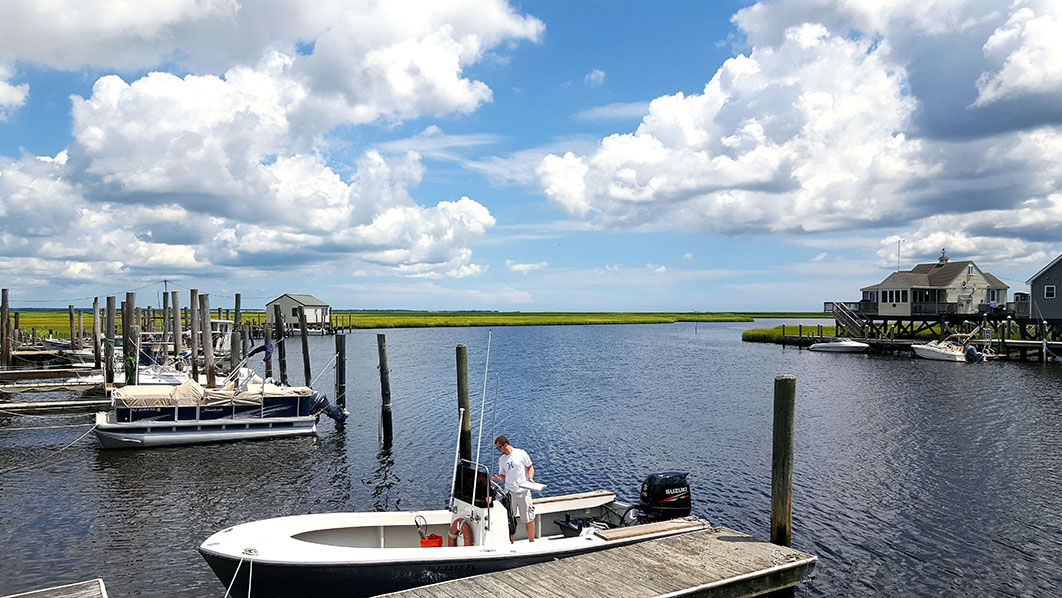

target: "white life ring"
[447,518,474,546]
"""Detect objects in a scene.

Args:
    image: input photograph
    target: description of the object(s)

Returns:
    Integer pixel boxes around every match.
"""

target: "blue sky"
[1,0,1060,311]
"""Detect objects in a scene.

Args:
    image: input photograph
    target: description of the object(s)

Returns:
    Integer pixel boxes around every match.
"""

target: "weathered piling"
[170,291,182,359]
[123,293,136,361]
[456,344,471,462]
[263,324,274,379]
[272,304,288,385]
[189,289,200,381]
[298,306,311,385]
[92,298,101,369]
[335,334,346,410]
[105,296,116,383]
[68,305,76,350]
[772,374,796,548]
[1,288,10,367]
[199,294,216,388]
[162,291,170,345]
[378,333,393,444]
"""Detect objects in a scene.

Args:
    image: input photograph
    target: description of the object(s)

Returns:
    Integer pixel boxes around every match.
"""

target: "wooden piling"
[263,324,274,379]
[771,374,796,548]
[378,333,393,444]
[162,291,170,348]
[170,291,182,359]
[1,288,9,367]
[92,298,101,369]
[456,344,471,462]
[68,305,77,350]
[273,304,288,385]
[199,294,216,388]
[105,297,116,384]
[298,306,311,385]
[124,293,136,361]
[335,334,346,410]
[189,289,199,381]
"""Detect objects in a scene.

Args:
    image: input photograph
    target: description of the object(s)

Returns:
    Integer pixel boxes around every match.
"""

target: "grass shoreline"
[7,311,830,332]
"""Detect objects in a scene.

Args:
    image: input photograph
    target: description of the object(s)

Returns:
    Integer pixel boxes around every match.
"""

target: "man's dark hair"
[494,435,509,446]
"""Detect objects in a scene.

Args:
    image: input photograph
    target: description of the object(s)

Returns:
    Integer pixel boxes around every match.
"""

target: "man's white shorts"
[508,490,535,521]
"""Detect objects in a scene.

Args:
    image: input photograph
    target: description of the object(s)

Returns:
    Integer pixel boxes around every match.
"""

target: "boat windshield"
[452,460,492,508]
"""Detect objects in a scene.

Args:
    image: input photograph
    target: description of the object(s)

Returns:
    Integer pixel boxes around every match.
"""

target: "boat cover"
[112,379,312,408]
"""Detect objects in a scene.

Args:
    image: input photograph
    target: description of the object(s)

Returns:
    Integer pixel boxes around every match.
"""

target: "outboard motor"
[964,344,983,363]
[310,392,348,423]
[637,472,691,523]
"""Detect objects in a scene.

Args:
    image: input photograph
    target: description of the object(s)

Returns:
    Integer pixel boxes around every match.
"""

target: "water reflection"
[362,445,401,512]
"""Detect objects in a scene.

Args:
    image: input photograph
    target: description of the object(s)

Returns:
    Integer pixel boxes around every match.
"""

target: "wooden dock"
[1,579,107,598]
[378,526,816,598]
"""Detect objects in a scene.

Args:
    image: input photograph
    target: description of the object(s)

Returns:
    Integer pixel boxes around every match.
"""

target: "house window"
[1047,285,1057,300]
[968,265,974,275]
[291,307,299,317]
[901,290,908,303]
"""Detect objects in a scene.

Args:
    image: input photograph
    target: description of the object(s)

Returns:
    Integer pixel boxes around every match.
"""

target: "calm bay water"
[1,321,1060,596]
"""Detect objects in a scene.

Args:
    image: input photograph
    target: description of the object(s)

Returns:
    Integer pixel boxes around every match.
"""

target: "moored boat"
[93,372,345,449]
[912,334,993,362]
[199,464,707,598]
[808,337,870,353]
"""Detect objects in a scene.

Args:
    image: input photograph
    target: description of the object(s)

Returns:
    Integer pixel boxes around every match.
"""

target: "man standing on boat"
[493,435,536,542]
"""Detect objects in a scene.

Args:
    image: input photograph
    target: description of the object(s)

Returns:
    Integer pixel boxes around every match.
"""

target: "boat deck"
[378,526,816,597]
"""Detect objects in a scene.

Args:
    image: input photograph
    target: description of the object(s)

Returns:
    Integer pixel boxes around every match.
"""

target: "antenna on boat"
[449,407,466,513]
[469,329,492,518]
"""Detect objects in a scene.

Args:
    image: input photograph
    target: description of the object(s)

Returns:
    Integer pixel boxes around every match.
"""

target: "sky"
[1,0,1061,312]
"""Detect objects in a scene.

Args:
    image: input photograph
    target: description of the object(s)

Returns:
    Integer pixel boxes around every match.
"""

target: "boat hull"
[201,543,603,598]
[808,341,869,353]
[93,415,316,449]
[911,345,966,362]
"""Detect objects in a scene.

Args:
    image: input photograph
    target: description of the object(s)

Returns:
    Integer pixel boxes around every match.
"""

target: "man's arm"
[527,464,535,481]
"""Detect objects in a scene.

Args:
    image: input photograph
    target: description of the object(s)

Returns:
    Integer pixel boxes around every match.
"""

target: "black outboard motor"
[310,392,348,423]
[964,344,983,363]
[638,472,691,522]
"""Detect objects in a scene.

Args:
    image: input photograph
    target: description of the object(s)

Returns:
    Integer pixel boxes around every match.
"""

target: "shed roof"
[266,293,329,306]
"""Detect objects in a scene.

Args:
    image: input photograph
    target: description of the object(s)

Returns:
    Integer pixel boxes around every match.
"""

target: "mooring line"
[0,422,95,432]
[0,425,98,476]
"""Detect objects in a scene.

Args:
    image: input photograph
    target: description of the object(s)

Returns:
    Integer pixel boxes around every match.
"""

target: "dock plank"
[378,526,816,598]
[1,579,106,598]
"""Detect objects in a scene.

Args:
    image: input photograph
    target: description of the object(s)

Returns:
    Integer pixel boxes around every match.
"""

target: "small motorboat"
[199,464,708,598]
[911,334,993,362]
[808,337,869,353]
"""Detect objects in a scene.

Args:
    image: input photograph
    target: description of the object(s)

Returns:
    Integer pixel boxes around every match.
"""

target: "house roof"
[1026,253,1062,284]
[862,259,1008,290]
[266,293,329,306]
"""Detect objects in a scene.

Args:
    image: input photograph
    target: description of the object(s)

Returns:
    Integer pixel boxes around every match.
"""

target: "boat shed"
[265,294,331,326]
[1026,253,1062,319]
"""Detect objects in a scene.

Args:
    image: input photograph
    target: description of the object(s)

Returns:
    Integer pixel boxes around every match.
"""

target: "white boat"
[93,373,346,449]
[912,335,993,362]
[808,337,869,353]
[199,466,707,598]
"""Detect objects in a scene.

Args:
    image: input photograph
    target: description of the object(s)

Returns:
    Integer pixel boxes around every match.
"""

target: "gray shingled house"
[859,252,1008,316]
[1026,254,1062,319]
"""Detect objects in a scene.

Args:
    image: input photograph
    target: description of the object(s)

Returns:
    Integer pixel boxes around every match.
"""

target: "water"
[1,322,1059,596]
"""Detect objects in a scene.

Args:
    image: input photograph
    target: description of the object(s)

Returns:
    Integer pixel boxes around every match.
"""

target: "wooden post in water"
[189,289,199,381]
[68,305,77,350]
[0,288,9,367]
[263,324,274,379]
[771,374,796,548]
[456,344,471,462]
[170,291,182,360]
[378,333,392,444]
[199,294,216,388]
[124,293,136,361]
[162,292,170,351]
[105,296,116,384]
[273,304,288,385]
[335,334,346,410]
[92,298,101,369]
[77,312,84,348]
[298,306,311,385]
[233,293,242,364]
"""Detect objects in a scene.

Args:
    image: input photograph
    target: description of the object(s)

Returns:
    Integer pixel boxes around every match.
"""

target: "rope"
[0,423,95,431]
[0,424,98,476]
[309,351,339,388]
[223,554,245,598]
